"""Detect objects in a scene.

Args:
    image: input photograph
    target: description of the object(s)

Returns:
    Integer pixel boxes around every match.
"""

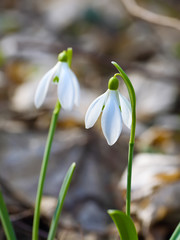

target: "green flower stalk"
[85,61,137,239]
[32,100,61,240]
[85,61,136,215]
[32,48,80,240]
[107,62,138,240]
[112,61,136,216]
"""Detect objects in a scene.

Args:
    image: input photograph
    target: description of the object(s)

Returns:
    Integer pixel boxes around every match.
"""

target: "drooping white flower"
[85,77,132,145]
[34,51,80,110]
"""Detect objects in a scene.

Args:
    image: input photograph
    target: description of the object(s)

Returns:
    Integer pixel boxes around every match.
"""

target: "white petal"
[70,70,80,106]
[85,91,108,129]
[119,93,132,129]
[101,91,122,145]
[34,64,58,108]
[53,62,62,84]
[57,62,75,110]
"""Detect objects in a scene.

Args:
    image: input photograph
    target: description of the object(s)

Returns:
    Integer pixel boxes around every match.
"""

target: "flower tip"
[106,138,116,146]
[84,120,91,129]
[34,98,41,109]
[34,89,44,109]
[34,103,40,109]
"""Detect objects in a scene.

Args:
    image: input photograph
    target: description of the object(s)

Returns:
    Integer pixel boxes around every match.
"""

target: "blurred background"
[0,0,180,239]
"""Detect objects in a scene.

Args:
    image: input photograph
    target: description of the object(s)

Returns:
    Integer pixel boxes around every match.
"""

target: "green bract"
[108,77,119,90]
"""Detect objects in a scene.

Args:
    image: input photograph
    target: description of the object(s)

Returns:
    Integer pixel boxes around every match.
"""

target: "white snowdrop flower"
[85,77,132,145]
[34,51,80,110]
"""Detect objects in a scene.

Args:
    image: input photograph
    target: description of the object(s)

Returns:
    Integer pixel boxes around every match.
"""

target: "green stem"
[0,191,17,240]
[126,143,134,216]
[112,61,136,217]
[32,100,61,240]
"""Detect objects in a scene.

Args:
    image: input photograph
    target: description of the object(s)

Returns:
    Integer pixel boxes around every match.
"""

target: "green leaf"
[108,210,138,240]
[170,222,180,240]
[0,191,17,240]
[47,162,76,240]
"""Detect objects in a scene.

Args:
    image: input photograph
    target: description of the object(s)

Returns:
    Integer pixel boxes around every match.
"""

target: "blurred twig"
[121,0,180,31]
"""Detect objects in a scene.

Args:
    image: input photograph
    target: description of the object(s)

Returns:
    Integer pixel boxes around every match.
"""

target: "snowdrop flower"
[85,77,132,145]
[34,51,80,110]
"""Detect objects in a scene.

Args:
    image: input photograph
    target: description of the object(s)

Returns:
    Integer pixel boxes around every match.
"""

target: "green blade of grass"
[170,222,180,240]
[0,191,17,240]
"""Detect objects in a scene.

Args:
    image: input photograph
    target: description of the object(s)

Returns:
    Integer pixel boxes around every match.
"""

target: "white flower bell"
[85,77,132,145]
[34,51,80,110]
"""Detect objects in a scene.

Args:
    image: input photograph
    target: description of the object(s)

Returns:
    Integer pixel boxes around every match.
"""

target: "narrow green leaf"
[170,222,180,240]
[108,210,138,240]
[0,191,17,240]
[48,162,76,240]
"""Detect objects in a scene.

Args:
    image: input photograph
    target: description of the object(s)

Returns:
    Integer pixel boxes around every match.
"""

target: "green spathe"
[108,77,119,90]
[58,51,68,62]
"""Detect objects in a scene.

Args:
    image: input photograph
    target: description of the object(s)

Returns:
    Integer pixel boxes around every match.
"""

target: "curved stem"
[32,100,61,240]
[112,61,136,217]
